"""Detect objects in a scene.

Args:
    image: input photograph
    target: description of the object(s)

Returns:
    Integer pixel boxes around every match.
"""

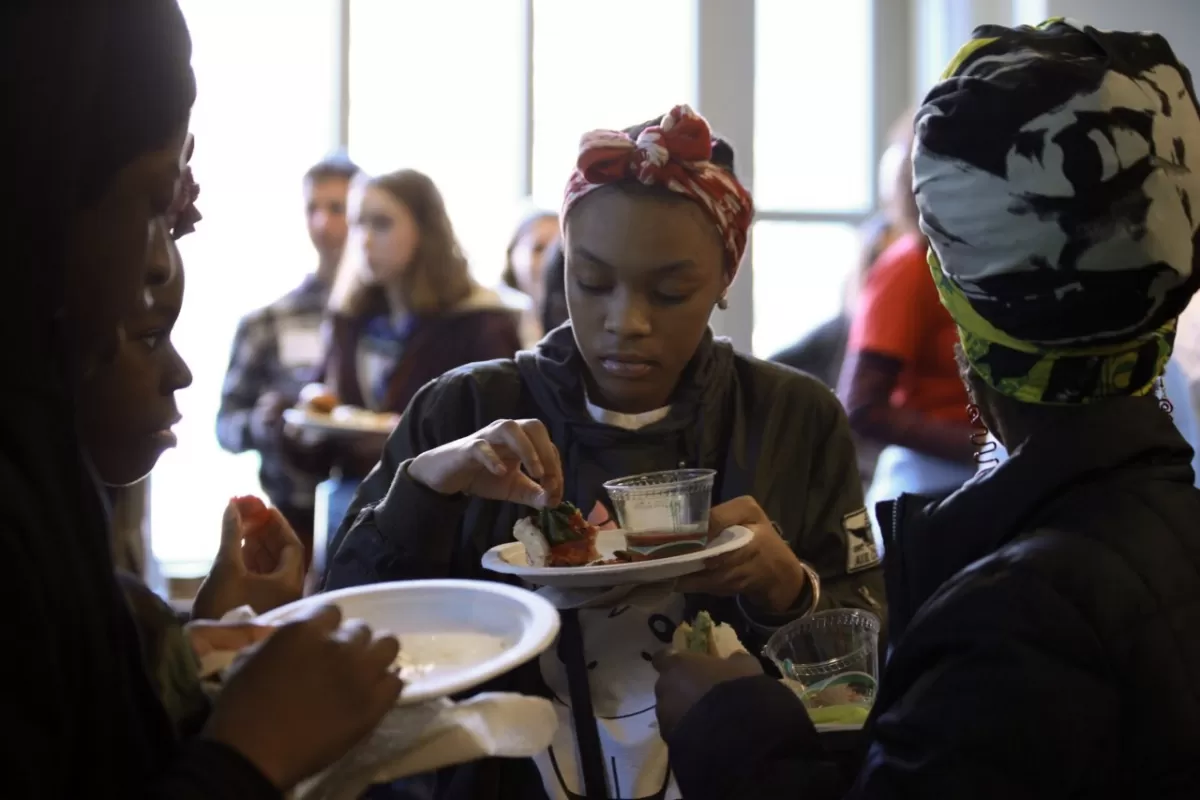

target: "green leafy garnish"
[538,501,588,546]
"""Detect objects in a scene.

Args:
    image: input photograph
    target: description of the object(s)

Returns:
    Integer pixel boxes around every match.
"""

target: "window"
[349,0,525,287]
[753,0,872,212]
[750,0,874,357]
[530,0,697,210]
[751,222,862,358]
[151,0,339,569]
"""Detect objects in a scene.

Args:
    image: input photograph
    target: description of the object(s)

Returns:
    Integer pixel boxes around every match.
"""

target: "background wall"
[1047,0,1200,71]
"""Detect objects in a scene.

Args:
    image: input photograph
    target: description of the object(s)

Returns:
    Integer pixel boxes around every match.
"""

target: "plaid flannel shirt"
[216,276,328,512]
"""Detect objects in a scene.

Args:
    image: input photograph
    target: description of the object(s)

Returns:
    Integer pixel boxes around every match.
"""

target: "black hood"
[515,323,739,514]
[880,395,1196,641]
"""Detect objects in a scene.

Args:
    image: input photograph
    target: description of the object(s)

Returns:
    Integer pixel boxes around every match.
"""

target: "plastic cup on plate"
[763,609,881,726]
[602,469,716,559]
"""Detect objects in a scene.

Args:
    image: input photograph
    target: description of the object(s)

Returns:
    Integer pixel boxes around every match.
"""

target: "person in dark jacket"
[1,2,403,796]
[325,105,885,800]
[653,19,1200,799]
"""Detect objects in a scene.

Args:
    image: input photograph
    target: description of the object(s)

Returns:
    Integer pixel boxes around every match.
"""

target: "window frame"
[154,0,914,576]
[328,0,911,351]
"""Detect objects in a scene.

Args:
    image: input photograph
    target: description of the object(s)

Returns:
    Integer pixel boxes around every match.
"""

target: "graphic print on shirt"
[533,500,682,799]
[534,600,684,800]
[843,507,880,573]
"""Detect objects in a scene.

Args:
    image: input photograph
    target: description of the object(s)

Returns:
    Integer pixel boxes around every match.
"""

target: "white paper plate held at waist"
[257,580,560,706]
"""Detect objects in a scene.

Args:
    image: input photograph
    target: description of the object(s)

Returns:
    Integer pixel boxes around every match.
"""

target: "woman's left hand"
[193,500,306,620]
[676,496,807,613]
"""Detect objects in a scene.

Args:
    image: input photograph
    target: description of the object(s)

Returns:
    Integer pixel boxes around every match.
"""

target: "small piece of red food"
[537,502,600,566]
[232,495,273,532]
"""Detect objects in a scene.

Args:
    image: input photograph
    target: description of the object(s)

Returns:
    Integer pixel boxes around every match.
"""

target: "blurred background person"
[216,152,359,570]
[500,206,560,346]
[771,111,918,492]
[539,238,568,335]
[314,168,523,554]
[838,111,976,529]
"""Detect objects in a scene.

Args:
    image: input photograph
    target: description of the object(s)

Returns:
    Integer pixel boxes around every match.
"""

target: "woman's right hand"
[407,419,563,508]
[203,605,402,791]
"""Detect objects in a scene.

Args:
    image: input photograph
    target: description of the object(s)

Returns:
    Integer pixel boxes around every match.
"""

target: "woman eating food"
[3,2,402,795]
[653,20,1200,799]
[325,105,885,799]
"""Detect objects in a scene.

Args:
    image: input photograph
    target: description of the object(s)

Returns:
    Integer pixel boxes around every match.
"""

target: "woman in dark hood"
[325,106,885,799]
[654,20,1200,800]
[1,2,401,795]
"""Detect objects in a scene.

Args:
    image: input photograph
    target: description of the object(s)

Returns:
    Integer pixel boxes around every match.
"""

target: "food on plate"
[391,631,509,681]
[331,404,400,430]
[298,382,338,414]
[672,611,746,657]
[513,501,600,567]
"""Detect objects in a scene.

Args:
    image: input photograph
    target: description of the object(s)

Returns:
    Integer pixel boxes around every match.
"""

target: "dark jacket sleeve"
[847,545,1121,799]
[151,742,282,799]
[738,373,887,636]
[669,542,1121,800]
[323,370,501,589]
[668,676,844,800]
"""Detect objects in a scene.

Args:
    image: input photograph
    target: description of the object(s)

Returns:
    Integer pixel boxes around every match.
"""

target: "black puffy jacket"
[670,396,1200,799]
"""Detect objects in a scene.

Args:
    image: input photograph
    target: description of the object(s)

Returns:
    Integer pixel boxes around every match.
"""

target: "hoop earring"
[967,402,999,469]
[716,295,729,311]
[1156,377,1175,415]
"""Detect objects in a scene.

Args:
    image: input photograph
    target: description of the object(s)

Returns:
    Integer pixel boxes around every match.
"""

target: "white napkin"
[198,607,559,800]
[293,693,557,800]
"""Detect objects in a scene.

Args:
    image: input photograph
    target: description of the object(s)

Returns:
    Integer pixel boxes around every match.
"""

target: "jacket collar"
[878,396,1195,641]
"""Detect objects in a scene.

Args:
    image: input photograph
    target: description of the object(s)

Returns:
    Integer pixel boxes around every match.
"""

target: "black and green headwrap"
[913,18,1200,404]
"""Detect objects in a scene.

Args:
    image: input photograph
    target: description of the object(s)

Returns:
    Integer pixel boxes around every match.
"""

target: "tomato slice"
[232,495,272,532]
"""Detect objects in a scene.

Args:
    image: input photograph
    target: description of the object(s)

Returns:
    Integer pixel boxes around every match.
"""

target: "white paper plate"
[257,580,560,706]
[283,407,398,436]
[480,526,754,589]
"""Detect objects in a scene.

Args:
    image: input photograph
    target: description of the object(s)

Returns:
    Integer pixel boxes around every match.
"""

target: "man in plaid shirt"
[216,154,358,561]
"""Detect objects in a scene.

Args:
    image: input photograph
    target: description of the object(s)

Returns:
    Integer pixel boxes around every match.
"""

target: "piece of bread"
[513,517,550,567]
[672,612,747,657]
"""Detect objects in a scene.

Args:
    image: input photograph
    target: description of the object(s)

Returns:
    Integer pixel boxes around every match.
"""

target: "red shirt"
[848,232,967,423]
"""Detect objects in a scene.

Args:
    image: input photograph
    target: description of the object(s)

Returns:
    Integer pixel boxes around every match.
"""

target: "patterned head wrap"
[562,105,754,276]
[914,18,1200,404]
[167,134,201,239]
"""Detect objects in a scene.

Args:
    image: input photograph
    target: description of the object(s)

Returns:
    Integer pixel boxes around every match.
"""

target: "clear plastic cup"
[763,609,881,725]
[602,469,716,559]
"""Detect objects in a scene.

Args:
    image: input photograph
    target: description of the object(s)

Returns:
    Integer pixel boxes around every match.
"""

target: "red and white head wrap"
[561,105,754,276]
[167,133,201,239]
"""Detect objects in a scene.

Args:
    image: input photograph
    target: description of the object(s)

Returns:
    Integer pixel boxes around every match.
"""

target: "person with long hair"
[653,20,1200,798]
[312,169,524,562]
[325,168,523,416]
[324,106,884,799]
[2,2,401,794]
